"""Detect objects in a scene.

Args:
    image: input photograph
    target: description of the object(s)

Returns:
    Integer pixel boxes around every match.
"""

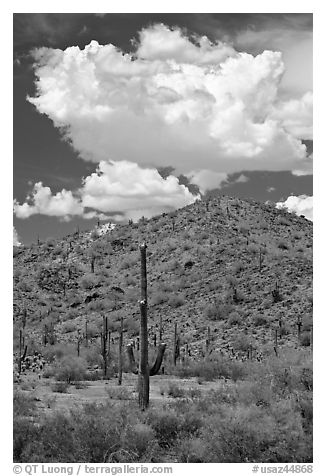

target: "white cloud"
[271,91,312,139]
[14,161,199,222]
[234,174,249,184]
[136,23,237,65]
[28,25,311,175]
[13,227,22,246]
[276,195,313,221]
[186,169,227,193]
[80,161,199,221]
[13,182,83,219]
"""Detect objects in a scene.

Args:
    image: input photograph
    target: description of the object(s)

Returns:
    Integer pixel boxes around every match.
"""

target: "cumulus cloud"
[13,182,83,219]
[13,227,22,246]
[186,169,227,193]
[136,23,237,64]
[276,195,313,221]
[28,24,311,175]
[81,160,199,220]
[14,161,199,222]
[271,91,312,139]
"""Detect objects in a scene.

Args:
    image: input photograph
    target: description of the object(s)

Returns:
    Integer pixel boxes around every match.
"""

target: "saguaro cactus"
[100,316,109,378]
[297,317,302,342]
[206,326,211,355]
[18,329,27,374]
[118,317,123,385]
[138,243,149,410]
[272,280,281,303]
[173,322,180,366]
[274,329,278,357]
[159,315,163,342]
[259,247,263,272]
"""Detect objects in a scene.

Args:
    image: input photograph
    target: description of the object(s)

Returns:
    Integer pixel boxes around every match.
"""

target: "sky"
[13,13,313,245]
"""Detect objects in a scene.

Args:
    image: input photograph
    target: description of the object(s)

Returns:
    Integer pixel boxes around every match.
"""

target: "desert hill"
[13,195,313,361]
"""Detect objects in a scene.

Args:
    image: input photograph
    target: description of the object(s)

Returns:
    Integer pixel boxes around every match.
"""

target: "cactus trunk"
[118,317,123,385]
[138,243,149,410]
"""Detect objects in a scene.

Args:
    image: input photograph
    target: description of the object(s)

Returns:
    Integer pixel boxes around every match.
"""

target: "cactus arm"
[150,343,166,376]
[126,344,138,374]
[21,345,27,361]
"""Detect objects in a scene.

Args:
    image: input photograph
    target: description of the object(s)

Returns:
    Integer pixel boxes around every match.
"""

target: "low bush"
[168,294,185,308]
[204,301,231,321]
[53,356,88,382]
[51,381,69,393]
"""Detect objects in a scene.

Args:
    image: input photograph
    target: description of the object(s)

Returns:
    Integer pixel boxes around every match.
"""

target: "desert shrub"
[87,299,106,312]
[175,358,232,381]
[51,381,69,393]
[43,343,76,363]
[232,261,244,274]
[248,243,259,254]
[163,259,182,273]
[86,322,100,338]
[120,255,138,270]
[53,356,88,382]
[74,381,88,389]
[253,314,268,326]
[105,386,134,400]
[61,321,76,333]
[228,311,241,326]
[146,409,180,447]
[278,324,291,337]
[151,291,169,305]
[232,335,252,352]
[204,301,231,321]
[177,436,207,462]
[45,238,56,249]
[90,230,99,240]
[277,240,289,250]
[164,239,178,252]
[124,423,158,459]
[300,332,311,347]
[168,294,185,308]
[125,275,137,286]
[299,366,313,391]
[13,391,36,416]
[18,279,33,292]
[80,274,100,290]
[197,405,285,462]
[159,282,173,293]
[167,382,185,398]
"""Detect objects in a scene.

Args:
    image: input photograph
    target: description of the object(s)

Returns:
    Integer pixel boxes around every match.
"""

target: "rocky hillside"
[13,195,313,360]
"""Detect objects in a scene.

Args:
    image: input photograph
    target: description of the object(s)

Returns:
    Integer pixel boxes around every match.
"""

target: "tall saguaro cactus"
[118,317,123,385]
[101,316,109,378]
[138,243,149,410]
